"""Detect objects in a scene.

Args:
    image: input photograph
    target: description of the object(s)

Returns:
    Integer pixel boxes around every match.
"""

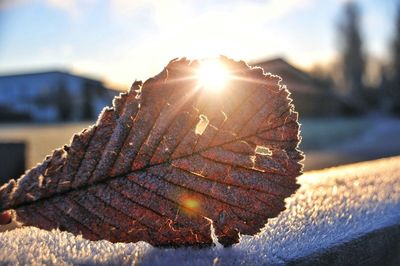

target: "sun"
[196,59,231,92]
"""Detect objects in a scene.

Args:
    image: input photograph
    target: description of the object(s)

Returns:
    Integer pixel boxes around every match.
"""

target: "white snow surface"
[1,156,399,265]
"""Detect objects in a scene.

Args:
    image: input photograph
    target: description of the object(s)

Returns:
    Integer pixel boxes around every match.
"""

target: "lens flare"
[180,193,201,216]
[183,198,199,210]
[196,59,231,92]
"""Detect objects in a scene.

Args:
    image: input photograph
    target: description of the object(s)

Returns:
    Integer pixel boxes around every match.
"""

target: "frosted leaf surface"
[0,56,302,247]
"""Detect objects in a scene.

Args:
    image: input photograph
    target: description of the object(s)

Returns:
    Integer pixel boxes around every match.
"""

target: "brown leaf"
[0,56,303,247]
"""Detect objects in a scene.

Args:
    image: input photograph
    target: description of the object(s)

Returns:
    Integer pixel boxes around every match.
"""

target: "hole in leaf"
[195,114,209,135]
[250,155,256,168]
[255,146,272,156]
[38,175,44,187]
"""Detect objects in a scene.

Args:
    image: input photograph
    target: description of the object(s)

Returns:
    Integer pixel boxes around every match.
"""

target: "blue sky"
[0,0,398,88]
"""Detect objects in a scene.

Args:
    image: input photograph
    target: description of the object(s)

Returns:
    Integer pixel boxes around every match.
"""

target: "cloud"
[71,0,314,87]
[45,0,95,18]
[46,0,78,16]
[110,0,311,27]
[110,0,153,14]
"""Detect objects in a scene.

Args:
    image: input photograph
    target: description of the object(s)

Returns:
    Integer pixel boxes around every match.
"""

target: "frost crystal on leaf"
[0,56,303,247]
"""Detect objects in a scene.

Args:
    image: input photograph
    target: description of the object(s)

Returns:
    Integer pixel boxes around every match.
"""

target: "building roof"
[252,57,313,81]
[251,57,318,94]
[0,69,103,84]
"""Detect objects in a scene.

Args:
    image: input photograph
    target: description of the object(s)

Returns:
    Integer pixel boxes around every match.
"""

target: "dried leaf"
[0,56,303,247]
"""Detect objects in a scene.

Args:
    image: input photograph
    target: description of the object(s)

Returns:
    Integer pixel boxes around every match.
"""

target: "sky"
[0,0,398,89]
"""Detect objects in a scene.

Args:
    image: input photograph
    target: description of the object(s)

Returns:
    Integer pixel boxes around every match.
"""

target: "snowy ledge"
[1,156,399,265]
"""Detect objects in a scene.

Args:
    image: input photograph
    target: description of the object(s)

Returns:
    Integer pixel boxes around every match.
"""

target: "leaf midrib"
[4,117,295,212]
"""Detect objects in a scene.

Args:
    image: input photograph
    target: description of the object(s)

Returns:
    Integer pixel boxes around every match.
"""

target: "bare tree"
[390,3,400,114]
[338,1,366,108]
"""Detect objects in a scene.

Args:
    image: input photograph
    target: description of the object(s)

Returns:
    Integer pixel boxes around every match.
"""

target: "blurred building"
[252,58,341,116]
[0,70,118,122]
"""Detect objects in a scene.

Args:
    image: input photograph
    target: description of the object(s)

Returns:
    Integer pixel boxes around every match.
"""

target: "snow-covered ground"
[1,156,399,265]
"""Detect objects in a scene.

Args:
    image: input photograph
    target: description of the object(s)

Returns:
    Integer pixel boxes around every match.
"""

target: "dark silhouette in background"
[389,3,400,114]
[374,3,400,115]
[82,80,95,120]
[55,79,73,121]
[0,142,25,185]
[337,1,366,113]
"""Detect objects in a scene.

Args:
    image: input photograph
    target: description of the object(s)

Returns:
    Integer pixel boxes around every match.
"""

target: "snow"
[1,156,400,265]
